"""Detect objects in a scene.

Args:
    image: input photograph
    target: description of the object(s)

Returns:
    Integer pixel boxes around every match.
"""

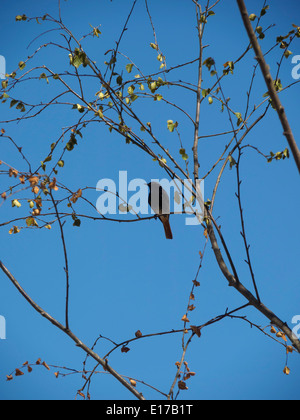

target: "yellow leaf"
[28,176,39,186]
[12,199,21,208]
[181,314,190,323]
[9,226,20,234]
[129,378,136,387]
[283,366,290,375]
[9,168,18,178]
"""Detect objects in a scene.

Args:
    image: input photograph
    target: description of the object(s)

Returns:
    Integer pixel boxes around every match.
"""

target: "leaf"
[284,50,293,59]
[190,325,201,337]
[26,217,38,227]
[179,148,188,161]
[283,366,290,375]
[126,63,134,73]
[150,42,158,50]
[73,218,81,227]
[70,188,82,203]
[167,120,178,132]
[181,314,190,323]
[9,226,20,234]
[42,361,50,370]
[154,94,163,101]
[129,378,136,387]
[15,369,24,376]
[178,380,188,390]
[18,61,26,70]
[39,73,49,84]
[12,199,21,208]
[15,14,27,21]
[135,330,142,338]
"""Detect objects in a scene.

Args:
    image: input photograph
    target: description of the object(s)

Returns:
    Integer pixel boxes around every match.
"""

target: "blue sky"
[0,0,300,400]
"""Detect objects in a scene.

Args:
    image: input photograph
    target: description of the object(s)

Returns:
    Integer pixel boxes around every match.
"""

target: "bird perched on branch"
[147,182,173,239]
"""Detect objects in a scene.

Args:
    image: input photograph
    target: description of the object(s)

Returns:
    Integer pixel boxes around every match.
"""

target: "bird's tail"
[162,218,173,240]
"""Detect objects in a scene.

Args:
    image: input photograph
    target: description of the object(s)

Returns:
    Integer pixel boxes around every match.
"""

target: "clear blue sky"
[0,0,300,400]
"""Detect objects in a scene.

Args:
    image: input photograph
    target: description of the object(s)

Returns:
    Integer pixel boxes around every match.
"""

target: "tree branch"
[236,0,300,173]
[0,260,145,400]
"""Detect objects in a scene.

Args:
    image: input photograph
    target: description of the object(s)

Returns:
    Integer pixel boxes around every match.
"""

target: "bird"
[147,182,173,239]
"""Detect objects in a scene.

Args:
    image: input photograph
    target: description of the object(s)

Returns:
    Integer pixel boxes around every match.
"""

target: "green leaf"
[18,61,26,70]
[179,148,189,160]
[249,14,256,21]
[116,75,123,85]
[76,104,85,113]
[39,73,49,84]
[228,156,237,169]
[167,120,178,132]
[235,112,243,126]
[202,88,210,98]
[150,42,158,50]
[127,85,135,95]
[150,81,157,92]
[154,94,163,101]
[44,155,52,163]
[15,14,27,21]
[260,5,269,16]
[284,50,293,58]
[203,57,215,71]
[283,148,290,159]
[126,63,134,73]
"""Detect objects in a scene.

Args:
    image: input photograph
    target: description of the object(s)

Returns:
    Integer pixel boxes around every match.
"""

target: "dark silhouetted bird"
[147,182,173,239]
